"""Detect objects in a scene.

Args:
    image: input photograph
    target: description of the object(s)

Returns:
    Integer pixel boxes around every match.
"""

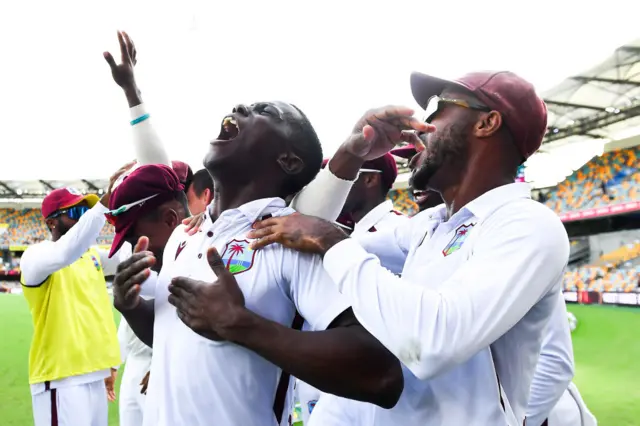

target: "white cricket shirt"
[141,197,350,426]
[320,183,570,426]
[300,200,409,425]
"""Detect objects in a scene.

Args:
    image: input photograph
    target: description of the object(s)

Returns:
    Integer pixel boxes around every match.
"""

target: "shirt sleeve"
[129,103,171,167]
[526,292,575,426]
[285,249,351,331]
[323,205,570,380]
[290,168,354,222]
[352,217,414,275]
[20,203,110,286]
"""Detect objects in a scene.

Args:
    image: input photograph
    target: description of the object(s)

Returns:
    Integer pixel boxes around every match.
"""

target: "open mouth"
[216,115,240,141]
[412,190,430,205]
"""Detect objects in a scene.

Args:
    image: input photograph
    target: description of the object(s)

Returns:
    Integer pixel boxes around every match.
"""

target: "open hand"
[100,160,136,207]
[168,248,245,341]
[182,212,205,236]
[104,31,138,89]
[113,237,156,312]
[247,214,347,254]
[344,106,435,161]
[105,368,117,402]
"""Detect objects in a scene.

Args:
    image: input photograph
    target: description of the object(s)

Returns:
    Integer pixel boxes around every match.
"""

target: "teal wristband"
[130,113,150,126]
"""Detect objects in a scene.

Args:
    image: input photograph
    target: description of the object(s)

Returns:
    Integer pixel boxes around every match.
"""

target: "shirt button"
[207,231,214,237]
[198,253,202,259]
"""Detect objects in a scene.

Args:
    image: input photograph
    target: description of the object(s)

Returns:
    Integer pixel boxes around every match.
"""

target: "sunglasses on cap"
[423,95,491,124]
[105,194,159,225]
[47,205,90,220]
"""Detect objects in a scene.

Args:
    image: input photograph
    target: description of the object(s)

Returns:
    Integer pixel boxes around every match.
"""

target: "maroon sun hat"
[107,164,184,258]
[41,188,100,219]
[322,153,398,192]
[410,71,547,160]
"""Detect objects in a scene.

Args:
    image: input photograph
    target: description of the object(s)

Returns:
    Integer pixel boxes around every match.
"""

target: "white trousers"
[119,356,150,426]
[32,379,107,426]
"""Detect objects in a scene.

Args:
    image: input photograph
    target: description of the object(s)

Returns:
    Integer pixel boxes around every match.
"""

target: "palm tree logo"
[221,239,256,275]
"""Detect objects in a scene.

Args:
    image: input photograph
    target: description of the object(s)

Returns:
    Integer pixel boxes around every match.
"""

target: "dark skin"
[112,100,430,408]
[104,31,142,108]
[247,86,521,256]
[343,172,388,224]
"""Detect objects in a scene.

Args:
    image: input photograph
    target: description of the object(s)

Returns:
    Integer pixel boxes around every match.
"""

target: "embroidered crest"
[89,254,101,272]
[175,241,187,260]
[308,400,317,414]
[442,223,475,256]
[220,239,256,275]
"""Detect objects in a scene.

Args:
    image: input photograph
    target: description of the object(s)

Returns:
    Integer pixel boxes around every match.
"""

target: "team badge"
[442,223,475,256]
[220,239,256,275]
[308,400,317,414]
[89,254,101,272]
[175,241,187,260]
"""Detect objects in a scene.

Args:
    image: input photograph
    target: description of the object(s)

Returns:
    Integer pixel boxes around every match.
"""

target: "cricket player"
[110,101,432,426]
[250,71,570,425]
[19,165,131,426]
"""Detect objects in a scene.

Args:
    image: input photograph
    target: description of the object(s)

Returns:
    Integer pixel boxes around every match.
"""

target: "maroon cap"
[108,164,184,258]
[41,188,99,219]
[390,144,418,160]
[322,154,398,191]
[410,71,547,160]
[171,160,192,185]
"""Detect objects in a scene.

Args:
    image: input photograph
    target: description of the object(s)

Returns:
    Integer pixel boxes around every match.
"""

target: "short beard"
[54,218,72,237]
[410,122,470,191]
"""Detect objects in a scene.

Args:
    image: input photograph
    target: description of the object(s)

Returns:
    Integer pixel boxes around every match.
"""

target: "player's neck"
[208,179,281,223]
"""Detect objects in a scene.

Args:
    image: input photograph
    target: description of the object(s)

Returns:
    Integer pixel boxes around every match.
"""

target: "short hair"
[191,169,214,196]
[183,167,194,194]
[281,105,323,197]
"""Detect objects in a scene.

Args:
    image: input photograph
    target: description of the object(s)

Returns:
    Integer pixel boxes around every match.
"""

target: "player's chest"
[402,217,480,289]
[157,233,291,321]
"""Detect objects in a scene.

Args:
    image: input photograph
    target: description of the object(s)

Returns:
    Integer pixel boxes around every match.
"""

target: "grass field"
[1,296,639,425]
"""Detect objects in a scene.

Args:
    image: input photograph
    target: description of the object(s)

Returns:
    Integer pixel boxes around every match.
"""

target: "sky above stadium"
[0,0,639,184]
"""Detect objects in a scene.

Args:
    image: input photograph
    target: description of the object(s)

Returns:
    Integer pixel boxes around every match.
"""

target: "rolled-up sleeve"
[526,292,575,426]
[323,206,569,380]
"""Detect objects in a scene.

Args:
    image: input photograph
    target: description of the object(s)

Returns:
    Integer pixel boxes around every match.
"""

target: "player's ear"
[277,151,304,175]
[163,208,180,229]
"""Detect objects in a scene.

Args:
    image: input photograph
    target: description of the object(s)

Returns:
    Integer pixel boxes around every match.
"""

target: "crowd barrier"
[564,290,640,307]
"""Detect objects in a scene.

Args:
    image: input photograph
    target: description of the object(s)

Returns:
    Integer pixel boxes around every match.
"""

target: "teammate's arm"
[322,206,570,380]
[290,106,431,222]
[526,293,575,426]
[20,203,110,286]
[168,247,403,409]
[104,30,170,167]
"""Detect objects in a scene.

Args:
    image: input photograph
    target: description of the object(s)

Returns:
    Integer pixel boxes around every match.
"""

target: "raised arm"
[290,106,432,221]
[104,31,170,167]
[20,203,110,286]
[526,292,575,426]
[21,165,130,286]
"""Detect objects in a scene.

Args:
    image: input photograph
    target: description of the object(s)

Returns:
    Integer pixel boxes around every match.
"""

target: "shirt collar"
[355,200,395,233]
[205,197,287,227]
[460,182,531,220]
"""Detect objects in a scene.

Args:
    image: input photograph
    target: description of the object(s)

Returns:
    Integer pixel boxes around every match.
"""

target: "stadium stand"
[544,146,639,214]
[0,208,114,249]
[388,189,418,216]
[564,241,640,292]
